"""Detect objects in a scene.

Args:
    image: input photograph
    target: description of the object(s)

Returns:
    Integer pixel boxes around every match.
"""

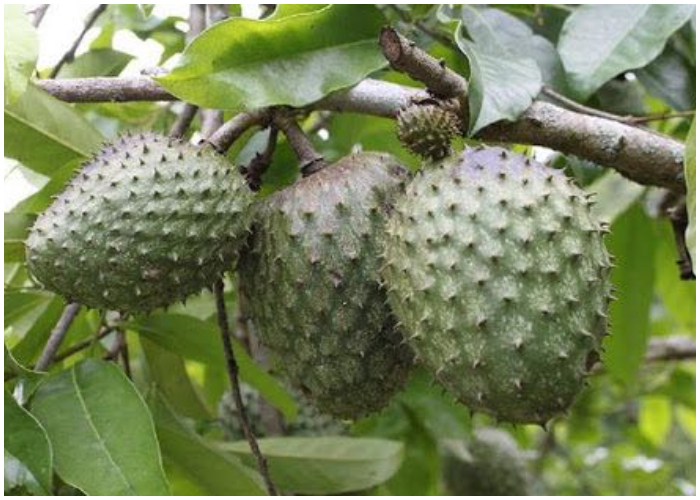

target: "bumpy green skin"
[26,133,254,313]
[239,153,414,419]
[443,428,531,496]
[218,384,348,439]
[383,147,612,424]
[396,100,463,161]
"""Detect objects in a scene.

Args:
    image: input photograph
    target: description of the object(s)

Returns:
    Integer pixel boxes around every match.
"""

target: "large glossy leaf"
[221,437,404,494]
[603,205,656,388]
[4,391,52,495]
[4,85,103,175]
[140,337,211,420]
[29,360,170,495]
[558,5,695,99]
[454,6,542,133]
[157,5,387,110]
[131,313,297,420]
[685,119,696,270]
[149,392,264,496]
[4,5,38,105]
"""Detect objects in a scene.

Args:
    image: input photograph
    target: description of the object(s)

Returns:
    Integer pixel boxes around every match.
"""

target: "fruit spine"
[383,146,612,424]
[26,132,255,313]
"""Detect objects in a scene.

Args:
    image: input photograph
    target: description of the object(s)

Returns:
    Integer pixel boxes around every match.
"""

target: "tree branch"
[213,279,278,496]
[379,27,467,98]
[49,4,107,79]
[34,303,81,371]
[35,70,686,192]
[30,4,50,28]
[645,336,695,362]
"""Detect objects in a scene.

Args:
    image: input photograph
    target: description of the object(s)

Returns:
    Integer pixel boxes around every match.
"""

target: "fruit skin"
[26,133,254,313]
[442,428,531,496]
[218,384,347,439]
[239,153,414,419]
[383,146,612,424]
[396,99,464,161]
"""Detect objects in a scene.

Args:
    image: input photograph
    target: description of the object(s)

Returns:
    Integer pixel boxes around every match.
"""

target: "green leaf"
[140,337,212,420]
[4,391,52,495]
[4,85,103,175]
[685,118,695,270]
[157,5,387,110]
[268,4,328,19]
[603,204,656,388]
[637,44,695,111]
[4,212,35,262]
[131,313,297,420]
[588,171,645,224]
[149,392,264,495]
[558,5,695,99]
[221,437,404,494]
[9,296,66,366]
[4,5,38,105]
[454,7,542,133]
[676,406,695,441]
[11,159,81,214]
[29,359,170,495]
[638,396,672,447]
[58,49,133,78]
[653,221,695,333]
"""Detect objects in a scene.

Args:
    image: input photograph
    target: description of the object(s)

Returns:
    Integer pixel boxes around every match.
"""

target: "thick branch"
[36,76,685,192]
[34,303,81,371]
[479,103,685,192]
[273,113,326,175]
[213,280,278,495]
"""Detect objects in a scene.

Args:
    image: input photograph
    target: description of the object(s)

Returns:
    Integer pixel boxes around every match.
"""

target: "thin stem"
[34,303,81,371]
[667,200,695,280]
[169,103,199,138]
[49,4,107,79]
[273,113,326,176]
[213,279,278,496]
[627,110,696,125]
[30,4,50,28]
[541,86,628,123]
[54,326,114,363]
[244,126,278,191]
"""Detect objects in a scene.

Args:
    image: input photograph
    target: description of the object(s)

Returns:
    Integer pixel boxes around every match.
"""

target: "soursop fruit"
[396,99,464,161]
[219,384,347,439]
[383,146,612,424]
[442,428,531,496]
[239,153,414,419]
[26,133,254,313]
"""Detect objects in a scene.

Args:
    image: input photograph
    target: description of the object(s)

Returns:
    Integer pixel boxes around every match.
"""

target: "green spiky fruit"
[239,153,414,419]
[383,147,612,424]
[26,133,254,313]
[218,384,348,439]
[396,99,463,161]
[443,428,531,496]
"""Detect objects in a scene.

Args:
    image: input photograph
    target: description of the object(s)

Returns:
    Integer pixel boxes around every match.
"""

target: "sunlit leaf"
[157,5,387,110]
[4,5,38,105]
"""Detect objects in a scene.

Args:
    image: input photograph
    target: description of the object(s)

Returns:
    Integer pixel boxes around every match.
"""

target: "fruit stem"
[34,303,81,371]
[213,279,279,495]
[273,113,327,176]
